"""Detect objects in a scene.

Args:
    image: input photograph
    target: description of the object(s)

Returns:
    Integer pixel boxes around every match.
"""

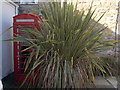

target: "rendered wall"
[1,1,17,79]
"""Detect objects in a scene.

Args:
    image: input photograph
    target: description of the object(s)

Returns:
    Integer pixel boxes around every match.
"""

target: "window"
[20,0,38,4]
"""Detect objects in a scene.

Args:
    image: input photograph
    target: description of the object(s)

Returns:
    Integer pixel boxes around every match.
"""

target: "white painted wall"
[0,0,18,79]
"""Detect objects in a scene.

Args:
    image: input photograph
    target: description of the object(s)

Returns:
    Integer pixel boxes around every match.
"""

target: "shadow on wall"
[91,18,120,75]
[91,18,119,58]
[82,17,120,76]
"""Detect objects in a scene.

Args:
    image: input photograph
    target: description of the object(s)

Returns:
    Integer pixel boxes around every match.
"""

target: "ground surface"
[2,73,19,89]
[2,73,119,89]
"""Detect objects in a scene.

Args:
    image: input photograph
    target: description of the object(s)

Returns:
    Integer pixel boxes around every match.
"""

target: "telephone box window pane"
[16,19,34,22]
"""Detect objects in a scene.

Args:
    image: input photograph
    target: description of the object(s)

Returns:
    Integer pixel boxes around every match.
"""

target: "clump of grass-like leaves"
[11,2,118,88]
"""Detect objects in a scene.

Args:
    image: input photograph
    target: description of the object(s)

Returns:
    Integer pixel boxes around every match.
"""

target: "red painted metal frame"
[13,13,43,84]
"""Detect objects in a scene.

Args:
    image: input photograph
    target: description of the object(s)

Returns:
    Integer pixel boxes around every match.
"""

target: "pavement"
[2,73,19,89]
[1,73,119,89]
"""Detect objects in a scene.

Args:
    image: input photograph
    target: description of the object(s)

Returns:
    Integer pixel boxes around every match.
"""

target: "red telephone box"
[13,13,43,84]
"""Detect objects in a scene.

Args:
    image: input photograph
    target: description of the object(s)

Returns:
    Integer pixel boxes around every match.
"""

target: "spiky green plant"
[7,2,118,88]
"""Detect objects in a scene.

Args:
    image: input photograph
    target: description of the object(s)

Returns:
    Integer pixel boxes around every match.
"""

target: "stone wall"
[18,0,118,36]
[77,0,117,36]
[18,4,40,14]
[77,0,119,59]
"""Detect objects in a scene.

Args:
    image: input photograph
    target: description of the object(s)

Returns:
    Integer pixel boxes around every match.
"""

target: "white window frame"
[20,0,38,4]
